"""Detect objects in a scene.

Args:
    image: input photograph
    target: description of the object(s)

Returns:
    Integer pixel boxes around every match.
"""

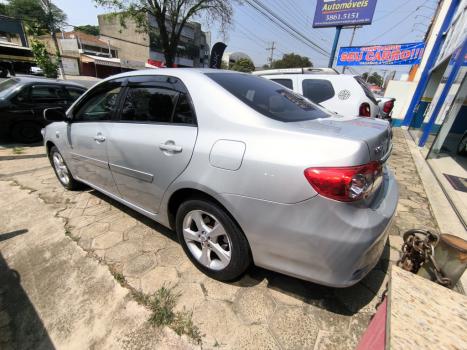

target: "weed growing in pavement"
[148,286,179,326]
[172,309,202,344]
[12,147,24,154]
[111,271,126,285]
[132,286,202,344]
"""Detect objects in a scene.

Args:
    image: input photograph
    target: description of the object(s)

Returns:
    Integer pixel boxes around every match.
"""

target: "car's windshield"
[0,78,19,97]
[205,73,330,122]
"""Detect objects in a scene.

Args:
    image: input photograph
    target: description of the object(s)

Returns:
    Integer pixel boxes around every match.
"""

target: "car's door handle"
[94,134,106,143]
[159,142,182,153]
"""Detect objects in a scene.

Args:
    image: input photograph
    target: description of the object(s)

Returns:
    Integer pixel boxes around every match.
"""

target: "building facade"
[0,15,34,74]
[98,13,210,68]
[37,31,123,78]
[401,0,466,227]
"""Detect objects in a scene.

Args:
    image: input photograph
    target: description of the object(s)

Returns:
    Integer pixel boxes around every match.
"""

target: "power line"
[367,4,425,43]
[249,0,329,55]
[244,0,329,57]
[235,6,298,55]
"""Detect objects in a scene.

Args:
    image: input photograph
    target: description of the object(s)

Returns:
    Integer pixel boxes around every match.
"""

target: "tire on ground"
[176,198,252,281]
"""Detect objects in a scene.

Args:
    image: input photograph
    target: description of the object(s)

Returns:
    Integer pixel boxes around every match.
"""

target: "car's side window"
[120,86,178,123]
[302,79,335,104]
[30,85,67,103]
[271,79,293,90]
[173,93,196,125]
[66,87,86,101]
[12,86,30,103]
[73,84,122,122]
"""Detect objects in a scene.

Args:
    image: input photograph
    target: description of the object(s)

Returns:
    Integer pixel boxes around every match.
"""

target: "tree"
[31,39,58,78]
[362,72,384,87]
[2,0,67,35]
[230,58,255,73]
[74,25,100,36]
[94,0,236,68]
[271,53,312,69]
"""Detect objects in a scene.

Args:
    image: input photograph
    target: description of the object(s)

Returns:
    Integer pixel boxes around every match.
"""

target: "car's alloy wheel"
[52,151,70,186]
[176,199,251,281]
[182,210,232,270]
[49,146,81,190]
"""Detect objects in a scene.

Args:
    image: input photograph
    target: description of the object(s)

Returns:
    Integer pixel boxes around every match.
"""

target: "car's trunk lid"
[290,115,393,164]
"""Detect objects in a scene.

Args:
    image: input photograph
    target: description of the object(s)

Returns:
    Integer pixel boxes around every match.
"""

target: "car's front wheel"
[176,199,251,281]
[11,121,42,143]
[49,146,82,190]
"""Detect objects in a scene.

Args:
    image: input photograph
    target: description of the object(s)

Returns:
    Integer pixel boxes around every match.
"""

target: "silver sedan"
[43,69,398,287]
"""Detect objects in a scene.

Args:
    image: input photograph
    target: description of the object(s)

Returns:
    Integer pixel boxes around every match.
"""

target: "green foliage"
[132,286,202,344]
[12,147,24,154]
[73,25,100,36]
[271,53,312,69]
[362,72,384,87]
[172,309,202,344]
[2,0,67,35]
[30,39,58,78]
[230,57,255,73]
[93,0,237,67]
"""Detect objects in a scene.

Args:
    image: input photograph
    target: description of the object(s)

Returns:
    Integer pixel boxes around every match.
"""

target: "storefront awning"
[0,42,34,62]
[81,54,121,68]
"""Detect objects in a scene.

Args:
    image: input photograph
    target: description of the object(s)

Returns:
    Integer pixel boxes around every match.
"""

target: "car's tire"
[49,146,82,190]
[11,121,42,143]
[457,134,467,156]
[0,68,7,78]
[176,199,251,281]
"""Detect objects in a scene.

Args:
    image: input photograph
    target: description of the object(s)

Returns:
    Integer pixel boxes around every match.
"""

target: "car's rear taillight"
[383,100,394,113]
[359,103,371,117]
[304,161,383,202]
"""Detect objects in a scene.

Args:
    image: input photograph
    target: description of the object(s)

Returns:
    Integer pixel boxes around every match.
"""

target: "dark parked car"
[0,77,86,143]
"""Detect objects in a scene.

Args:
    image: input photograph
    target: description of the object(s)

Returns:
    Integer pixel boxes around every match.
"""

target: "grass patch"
[12,147,24,154]
[112,271,126,285]
[132,286,202,344]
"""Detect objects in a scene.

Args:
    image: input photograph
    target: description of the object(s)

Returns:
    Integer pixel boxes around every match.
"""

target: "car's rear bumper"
[222,167,399,287]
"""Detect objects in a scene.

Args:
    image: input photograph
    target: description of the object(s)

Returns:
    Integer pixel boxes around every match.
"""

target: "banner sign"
[313,0,377,28]
[337,42,426,66]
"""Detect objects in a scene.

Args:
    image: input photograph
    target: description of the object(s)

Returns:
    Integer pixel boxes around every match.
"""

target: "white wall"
[384,80,418,121]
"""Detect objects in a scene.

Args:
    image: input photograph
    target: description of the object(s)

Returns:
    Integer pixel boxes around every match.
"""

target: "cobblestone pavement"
[0,128,439,349]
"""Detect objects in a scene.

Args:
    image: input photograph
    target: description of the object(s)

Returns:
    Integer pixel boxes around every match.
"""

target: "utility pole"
[328,26,342,68]
[266,41,276,67]
[40,0,65,79]
[342,26,357,74]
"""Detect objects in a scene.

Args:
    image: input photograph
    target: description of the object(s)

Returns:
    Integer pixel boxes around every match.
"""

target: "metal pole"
[328,26,342,68]
[342,26,357,74]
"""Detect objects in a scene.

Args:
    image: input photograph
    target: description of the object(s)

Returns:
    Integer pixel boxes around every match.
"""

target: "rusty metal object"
[418,234,467,288]
[397,229,451,287]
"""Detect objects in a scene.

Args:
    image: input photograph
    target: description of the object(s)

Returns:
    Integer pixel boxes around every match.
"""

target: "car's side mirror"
[44,107,68,122]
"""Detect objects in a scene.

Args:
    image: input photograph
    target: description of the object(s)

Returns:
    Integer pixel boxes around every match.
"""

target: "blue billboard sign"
[336,42,426,66]
[313,0,377,28]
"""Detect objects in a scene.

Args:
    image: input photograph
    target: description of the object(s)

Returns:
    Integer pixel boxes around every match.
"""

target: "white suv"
[253,68,380,118]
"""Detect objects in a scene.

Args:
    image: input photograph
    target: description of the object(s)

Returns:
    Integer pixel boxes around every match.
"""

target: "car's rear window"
[0,78,18,96]
[205,73,329,122]
[354,76,378,104]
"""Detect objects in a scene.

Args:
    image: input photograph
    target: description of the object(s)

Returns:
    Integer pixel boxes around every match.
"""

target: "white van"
[253,67,381,118]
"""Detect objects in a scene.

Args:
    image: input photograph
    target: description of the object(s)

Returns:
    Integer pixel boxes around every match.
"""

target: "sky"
[52,0,437,77]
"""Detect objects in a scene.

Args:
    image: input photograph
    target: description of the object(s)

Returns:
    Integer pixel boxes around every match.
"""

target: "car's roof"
[101,68,239,81]
[11,76,86,88]
[260,73,358,80]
